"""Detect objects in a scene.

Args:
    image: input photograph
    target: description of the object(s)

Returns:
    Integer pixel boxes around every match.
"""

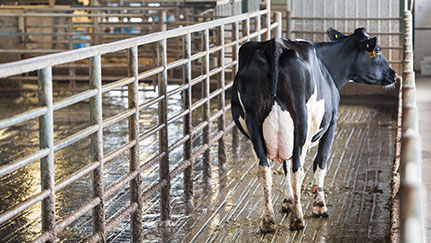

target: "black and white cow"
[231,27,396,232]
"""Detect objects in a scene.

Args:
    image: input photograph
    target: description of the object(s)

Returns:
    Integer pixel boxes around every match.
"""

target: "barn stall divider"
[395,9,426,243]
[0,8,282,242]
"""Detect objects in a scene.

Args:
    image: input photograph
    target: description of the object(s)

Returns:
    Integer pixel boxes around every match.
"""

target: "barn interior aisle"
[174,97,397,243]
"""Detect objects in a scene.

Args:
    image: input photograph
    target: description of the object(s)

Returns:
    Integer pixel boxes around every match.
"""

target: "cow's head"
[327,27,397,87]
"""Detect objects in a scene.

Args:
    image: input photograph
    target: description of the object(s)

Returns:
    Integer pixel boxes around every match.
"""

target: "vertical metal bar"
[389,0,393,68]
[92,8,99,45]
[275,12,282,39]
[157,39,171,224]
[68,19,76,89]
[323,0,326,40]
[286,10,292,39]
[202,28,211,181]
[217,25,226,168]
[89,55,106,241]
[183,33,194,212]
[302,0,305,39]
[160,10,167,32]
[256,15,261,41]
[128,46,143,242]
[246,17,250,41]
[38,67,56,241]
[232,21,240,156]
[266,0,271,40]
[312,0,315,41]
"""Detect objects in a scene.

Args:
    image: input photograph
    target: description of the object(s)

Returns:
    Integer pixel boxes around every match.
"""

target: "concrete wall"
[414,0,431,71]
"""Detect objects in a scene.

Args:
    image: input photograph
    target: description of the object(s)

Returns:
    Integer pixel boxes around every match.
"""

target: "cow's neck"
[314,40,356,90]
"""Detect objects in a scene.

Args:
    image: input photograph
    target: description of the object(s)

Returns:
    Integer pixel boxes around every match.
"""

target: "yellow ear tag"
[368,51,375,58]
[335,34,338,38]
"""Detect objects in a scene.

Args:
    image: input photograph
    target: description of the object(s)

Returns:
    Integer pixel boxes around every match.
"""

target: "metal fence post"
[256,15,261,41]
[265,0,271,40]
[183,33,194,212]
[275,12,282,39]
[246,17,250,41]
[89,55,106,241]
[286,10,292,39]
[157,39,171,225]
[38,67,56,241]
[160,10,167,32]
[202,28,212,181]
[217,25,226,168]
[128,46,143,242]
[232,21,240,156]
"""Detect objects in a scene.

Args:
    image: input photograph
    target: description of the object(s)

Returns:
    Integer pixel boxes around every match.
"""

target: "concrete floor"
[415,75,431,242]
[170,100,397,243]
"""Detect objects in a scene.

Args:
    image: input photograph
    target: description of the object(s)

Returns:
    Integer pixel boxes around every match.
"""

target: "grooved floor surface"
[172,98,397,243]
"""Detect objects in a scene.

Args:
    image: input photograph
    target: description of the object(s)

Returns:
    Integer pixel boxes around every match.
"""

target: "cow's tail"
[269,38,286,98]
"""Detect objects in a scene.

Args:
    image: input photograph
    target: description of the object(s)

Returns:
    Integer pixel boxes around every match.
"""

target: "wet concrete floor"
[0,83,397,242]
[172,98,397,243]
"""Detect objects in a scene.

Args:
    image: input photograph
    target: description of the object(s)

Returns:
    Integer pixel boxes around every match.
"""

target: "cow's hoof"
[312,201,328,218]
[312,206,328,218]
[281,198,293,214]
[260,218,276,233]
[290,218,305,230]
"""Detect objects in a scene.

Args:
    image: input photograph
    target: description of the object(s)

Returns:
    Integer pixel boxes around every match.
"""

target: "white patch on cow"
[237,92,250,137]
[238,116,250,137]
[306,88,325,147]
[312,167,328,216]
[291,167,305,219]
[262,102,294,162]
[313,167,326,187]
[258,165,275,220]
[237,91,246,113]
[284,159,294,200]
[293,38,306,42]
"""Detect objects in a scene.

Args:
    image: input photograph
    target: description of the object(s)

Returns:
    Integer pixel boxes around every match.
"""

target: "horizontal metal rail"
[0,10,268,78]
[0,8,282,242]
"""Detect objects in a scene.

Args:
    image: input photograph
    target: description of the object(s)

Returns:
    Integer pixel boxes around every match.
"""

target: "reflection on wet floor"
[0,84,396,242]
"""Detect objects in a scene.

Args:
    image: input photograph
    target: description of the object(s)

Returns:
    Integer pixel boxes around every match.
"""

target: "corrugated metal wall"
[287,0,403,74]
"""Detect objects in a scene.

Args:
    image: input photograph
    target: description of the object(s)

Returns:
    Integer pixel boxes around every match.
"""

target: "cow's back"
[232,38,335,162]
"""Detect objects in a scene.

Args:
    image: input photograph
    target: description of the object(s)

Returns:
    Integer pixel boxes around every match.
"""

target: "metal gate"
[284,0,403,74]
[0,9,282,242]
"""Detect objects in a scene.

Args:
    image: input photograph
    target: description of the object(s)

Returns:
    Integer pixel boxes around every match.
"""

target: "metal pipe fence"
[283,10,404,75]
[0,9,282,242]
[0,6,268,89]
[398,9,426,243]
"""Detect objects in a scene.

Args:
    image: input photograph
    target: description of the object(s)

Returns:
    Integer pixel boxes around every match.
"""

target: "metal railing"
[397,9,426,243]
[283,10,404,75]
[0,9,282,242]
[0,5,265,88]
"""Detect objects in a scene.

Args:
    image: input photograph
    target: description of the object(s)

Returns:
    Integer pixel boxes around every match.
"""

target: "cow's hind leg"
[257,158,275,232]
[290,160,305,229]
[248,116,275,233]
[312,119,336,217]
[290,124,308,230]
[282,159,294,214]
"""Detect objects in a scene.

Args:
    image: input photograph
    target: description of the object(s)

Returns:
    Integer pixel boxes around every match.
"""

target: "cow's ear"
[327,27,345,41]
[363,37,377,51]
